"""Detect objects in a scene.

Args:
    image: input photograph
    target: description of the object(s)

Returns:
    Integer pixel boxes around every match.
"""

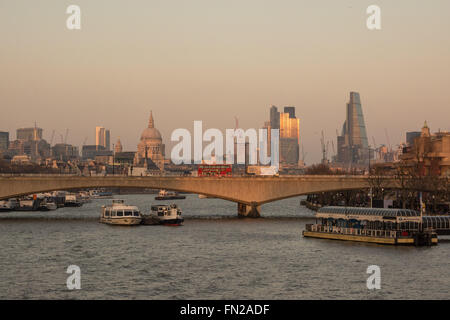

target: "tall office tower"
[0,131,9,151]
[336,92,369,165]
[284,106,296,119]
[105,129,110,151]
[96,126,110,150]
[279,111,300,164]
[17,127,43,141]
[270,105,280,130]
[95,127,105,150]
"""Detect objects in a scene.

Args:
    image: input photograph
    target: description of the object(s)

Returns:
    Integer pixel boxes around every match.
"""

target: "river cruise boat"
[141,204,184,226]
[303,206,438,246]
[100,199,142,226]
[155,190,186,200]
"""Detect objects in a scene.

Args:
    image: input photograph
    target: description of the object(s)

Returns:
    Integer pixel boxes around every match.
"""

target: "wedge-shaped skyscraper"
[336,92,369,165]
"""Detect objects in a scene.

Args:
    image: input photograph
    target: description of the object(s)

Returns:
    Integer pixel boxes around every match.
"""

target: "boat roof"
[317,206,421,217]
[422,216,450,223]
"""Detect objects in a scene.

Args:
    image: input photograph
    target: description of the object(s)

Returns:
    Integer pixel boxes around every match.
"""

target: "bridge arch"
[0,175,399,217]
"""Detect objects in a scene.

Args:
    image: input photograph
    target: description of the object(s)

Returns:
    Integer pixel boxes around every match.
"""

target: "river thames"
[0,194,449,299]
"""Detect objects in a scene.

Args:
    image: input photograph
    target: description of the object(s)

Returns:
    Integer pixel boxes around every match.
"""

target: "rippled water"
[0,194,449,299]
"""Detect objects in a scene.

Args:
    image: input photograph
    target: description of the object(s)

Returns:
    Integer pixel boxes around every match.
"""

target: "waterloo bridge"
[0,175,403,217]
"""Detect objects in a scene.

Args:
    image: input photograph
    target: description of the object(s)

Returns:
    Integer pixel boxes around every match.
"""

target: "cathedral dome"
[140,128,162,140]
[140,111,162,141]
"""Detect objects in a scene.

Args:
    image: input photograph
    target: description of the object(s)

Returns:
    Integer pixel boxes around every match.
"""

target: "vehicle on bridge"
[100,199,142,226]
[197,164,232,177]
[303,206,438,246]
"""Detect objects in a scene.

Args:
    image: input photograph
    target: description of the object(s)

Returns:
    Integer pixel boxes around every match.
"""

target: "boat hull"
[141,215,184,226]
[100,217,142,226]
[302,231,438,246]
[64,202,83,207]
[160,218,184,226]
[155,196,186,200]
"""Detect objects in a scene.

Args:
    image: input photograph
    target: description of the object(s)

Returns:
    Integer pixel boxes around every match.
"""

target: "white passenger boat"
[100,199,142,226]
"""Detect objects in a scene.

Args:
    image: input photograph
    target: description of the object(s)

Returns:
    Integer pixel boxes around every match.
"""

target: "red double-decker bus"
[197,164,232,177]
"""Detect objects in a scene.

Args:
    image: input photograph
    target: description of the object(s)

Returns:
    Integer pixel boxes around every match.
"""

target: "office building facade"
[336,92,370,165]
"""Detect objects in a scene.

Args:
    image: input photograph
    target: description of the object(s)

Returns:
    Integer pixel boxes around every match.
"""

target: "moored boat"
[16,198,40,211]
[155,190,186,200]
[0,200,13,212]
[142,204,184,226]
[90,189,114,199]
[37,198,58,211]
[303,206,438,246]
[64,193,83,207]
[100,199,142,226]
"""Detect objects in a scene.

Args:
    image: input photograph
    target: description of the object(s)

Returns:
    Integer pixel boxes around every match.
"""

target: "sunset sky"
[1,0,449,163]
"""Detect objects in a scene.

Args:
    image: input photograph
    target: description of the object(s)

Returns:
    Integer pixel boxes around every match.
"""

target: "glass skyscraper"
[337,92,370,165]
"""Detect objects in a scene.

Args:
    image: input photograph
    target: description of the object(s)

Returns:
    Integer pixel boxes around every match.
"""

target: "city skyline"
[1,1,450,163]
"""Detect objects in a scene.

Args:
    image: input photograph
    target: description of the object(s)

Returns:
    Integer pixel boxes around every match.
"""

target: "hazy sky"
[1,0,449,163]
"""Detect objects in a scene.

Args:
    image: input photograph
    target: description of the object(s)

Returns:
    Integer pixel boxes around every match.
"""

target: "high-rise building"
[270,105,280,130]
[96,127,105,149]
[17,127,43,141]
[266,105,300,165]
[52,144,79,161]
[0,131,9,151]
[105,130,110,151]
[336,92,370,165]
[95,127,110,151]
[283,106,296,119]
[279,111,300,164]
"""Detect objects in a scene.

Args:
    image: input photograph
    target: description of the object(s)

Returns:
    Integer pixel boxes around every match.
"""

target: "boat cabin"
[315,206,423,232]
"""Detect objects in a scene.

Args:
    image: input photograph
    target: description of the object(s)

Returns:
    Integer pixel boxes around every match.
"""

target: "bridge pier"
[237,202,261,218]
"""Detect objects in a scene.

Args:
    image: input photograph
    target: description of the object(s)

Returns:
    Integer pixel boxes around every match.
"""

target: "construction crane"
[331,140,336,159]
[320,130,328,164]
[300,144,307,162]
[49,130,55,146]
[385,128,392,152]
[64,129,69,145]
[372,136,379,160]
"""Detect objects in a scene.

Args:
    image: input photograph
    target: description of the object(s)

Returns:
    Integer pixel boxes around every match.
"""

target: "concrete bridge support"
[237,202,261,218]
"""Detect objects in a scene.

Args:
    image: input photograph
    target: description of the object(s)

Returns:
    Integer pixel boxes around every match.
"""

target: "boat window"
[124,211,133,216]
[117,211,123,217]
[134,212,140,217]
[105,209,110,217]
